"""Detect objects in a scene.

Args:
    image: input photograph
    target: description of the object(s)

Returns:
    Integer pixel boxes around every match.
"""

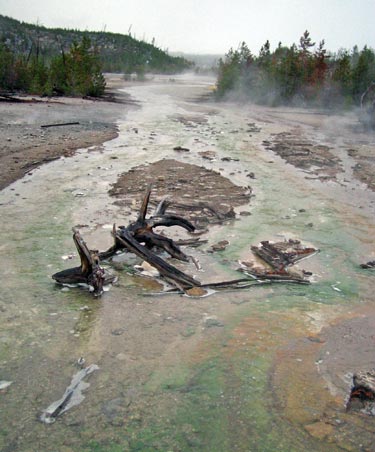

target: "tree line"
[215,31,375,109]
[0,14,193,97]
[0,35,105,96]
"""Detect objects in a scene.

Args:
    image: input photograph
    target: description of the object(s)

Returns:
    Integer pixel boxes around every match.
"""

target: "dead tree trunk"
[52,229,116,296]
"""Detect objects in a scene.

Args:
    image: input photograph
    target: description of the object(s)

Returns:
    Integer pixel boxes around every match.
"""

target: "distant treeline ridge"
[215,31,375,109]
[0,14,193,96]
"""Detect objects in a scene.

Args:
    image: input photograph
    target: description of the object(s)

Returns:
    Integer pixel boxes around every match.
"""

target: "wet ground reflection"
[0,74,374,451]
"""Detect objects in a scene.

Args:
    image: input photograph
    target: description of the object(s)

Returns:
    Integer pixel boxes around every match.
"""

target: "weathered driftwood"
[246,239,318,283]
[144,274,314,297]
[351,370,375,398]
[239,268,310,284]
[54,187,200,294]
[0,92,31,102]
[113,230,199,290]
[160,199,236,223]
[109,187,200,289]
[53,188,318,296]
[41,121,80,128]
[175,237,208,247]
[347,369,375,415]
[252,240,317,269]
[40,364,99,424]
[99,188,196,262]
[52,229,116,296]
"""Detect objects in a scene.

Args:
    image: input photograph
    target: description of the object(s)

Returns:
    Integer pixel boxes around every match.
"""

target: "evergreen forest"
[215,31,375,111]
[0,14,193,97]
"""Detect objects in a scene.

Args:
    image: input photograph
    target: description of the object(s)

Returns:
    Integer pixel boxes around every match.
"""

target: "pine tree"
[352,46,375,100]
[0,43,14,90]
[48,36,105,96]
[332,50,352,99]
[299,30,315,54]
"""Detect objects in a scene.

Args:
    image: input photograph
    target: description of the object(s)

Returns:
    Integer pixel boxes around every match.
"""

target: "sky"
[0,0,374,55]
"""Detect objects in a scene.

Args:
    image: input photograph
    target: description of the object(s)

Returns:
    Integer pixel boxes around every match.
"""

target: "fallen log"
[53,187,318,296]
[52,229,116,296]
[114,230,199,290]
[175,237,208,247]
[251,239,317,271]
[41,122,80,128]
[0,93,26,102]
[100,186,196,262]
[251,243,289,271]
[143,276,311,297]
[22,155,61,170]
[111,186,200,290]
[347,369,375,415]
[239,268,309,284]
[248,239,318,282]
[54,187,200,294]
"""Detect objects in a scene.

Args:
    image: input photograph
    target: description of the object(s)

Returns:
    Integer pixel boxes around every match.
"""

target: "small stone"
[0,381,12,390]
[307,336,324,343]
[185,287,208,297]
[205,318,224,328]
[77,357,86,367]
[111,328,126,336]
[210,240,229,252]
[173,146,190,152]
[305,421,334,439]
[181,327,196,337]
[198,150,216,160]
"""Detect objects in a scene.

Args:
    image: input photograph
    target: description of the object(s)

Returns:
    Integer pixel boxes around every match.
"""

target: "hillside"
[171,52,222,73]
[0,14,193,74]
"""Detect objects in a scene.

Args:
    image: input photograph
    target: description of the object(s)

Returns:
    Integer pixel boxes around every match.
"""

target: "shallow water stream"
[0,74,374,451]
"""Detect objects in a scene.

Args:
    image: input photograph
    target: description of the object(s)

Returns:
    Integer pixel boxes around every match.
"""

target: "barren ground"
[1,75,374,195]
[0,75,137,190]
[1,74,375,451]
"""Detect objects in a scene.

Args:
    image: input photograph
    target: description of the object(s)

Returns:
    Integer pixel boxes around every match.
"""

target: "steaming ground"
[1,74,374,207]
[259,105,375,192]
[243,103,375,219]
[0,74,137,190]
[1,73,375,450]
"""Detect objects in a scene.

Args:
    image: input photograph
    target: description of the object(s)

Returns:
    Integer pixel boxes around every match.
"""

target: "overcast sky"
[0,0,374,54]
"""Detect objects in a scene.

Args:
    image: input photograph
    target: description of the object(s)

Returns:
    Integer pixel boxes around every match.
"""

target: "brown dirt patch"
[109,158,252,228]
[0,74,135,191]
[263,129,343,182]
[347,148,375,191]
[0,121,118,190]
